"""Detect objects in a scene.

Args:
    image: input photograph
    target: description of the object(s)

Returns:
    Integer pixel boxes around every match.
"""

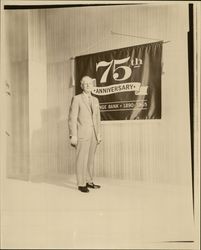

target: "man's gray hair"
[80,76,95,89]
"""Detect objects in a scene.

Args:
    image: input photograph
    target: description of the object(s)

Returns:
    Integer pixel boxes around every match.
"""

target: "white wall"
[4,4,192,185]
[4,10,29,180]
[44,4,192,184]
[28,10,48,177]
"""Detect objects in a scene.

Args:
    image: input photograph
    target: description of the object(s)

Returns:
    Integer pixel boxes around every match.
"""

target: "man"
[68,76,102,193]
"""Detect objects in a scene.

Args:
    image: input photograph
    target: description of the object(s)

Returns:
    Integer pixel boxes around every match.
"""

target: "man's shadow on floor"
[30,175,77,191]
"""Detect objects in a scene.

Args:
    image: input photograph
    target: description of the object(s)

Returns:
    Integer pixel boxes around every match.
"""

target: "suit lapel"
[91,96,95,114]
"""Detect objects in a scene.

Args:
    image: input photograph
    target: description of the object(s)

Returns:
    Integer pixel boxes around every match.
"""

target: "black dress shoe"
[78,186,89,193]
[86,183,101,189]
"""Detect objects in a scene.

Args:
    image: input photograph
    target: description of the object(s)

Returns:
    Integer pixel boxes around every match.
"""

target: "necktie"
[88,96,93,113]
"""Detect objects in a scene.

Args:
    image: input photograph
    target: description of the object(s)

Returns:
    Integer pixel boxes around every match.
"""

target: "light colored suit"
[68,93,101,186]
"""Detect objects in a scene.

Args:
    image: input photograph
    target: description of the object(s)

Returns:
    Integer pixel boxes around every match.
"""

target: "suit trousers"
[76,127,97,186]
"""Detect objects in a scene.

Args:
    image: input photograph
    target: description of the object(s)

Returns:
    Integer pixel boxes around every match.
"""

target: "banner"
[75,41,163,121]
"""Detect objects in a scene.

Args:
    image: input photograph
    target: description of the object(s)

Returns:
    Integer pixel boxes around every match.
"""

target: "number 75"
[96,57,132,83]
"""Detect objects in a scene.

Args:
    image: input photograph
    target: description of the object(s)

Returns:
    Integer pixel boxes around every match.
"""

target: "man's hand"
[70,136,78,147]
[97,134,102,144]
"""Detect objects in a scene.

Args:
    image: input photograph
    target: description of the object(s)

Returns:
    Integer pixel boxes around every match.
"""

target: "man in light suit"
[68,76,102,193]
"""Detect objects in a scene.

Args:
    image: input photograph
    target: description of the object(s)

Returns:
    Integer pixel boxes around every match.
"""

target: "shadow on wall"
[29,106,77,187]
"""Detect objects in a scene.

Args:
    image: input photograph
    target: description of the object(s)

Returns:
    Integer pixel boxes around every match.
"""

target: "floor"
[1,175,196,249]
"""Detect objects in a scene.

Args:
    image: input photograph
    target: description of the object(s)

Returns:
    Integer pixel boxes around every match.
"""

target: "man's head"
[80,76,94,94]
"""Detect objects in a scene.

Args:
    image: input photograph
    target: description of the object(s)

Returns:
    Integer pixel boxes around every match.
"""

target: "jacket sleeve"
[68,96,79,138]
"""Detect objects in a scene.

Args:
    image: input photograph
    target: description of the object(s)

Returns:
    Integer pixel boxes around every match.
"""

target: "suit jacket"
[68,93,101,141]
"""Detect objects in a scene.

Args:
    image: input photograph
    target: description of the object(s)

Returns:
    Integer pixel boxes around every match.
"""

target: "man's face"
[82,80,93,94]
